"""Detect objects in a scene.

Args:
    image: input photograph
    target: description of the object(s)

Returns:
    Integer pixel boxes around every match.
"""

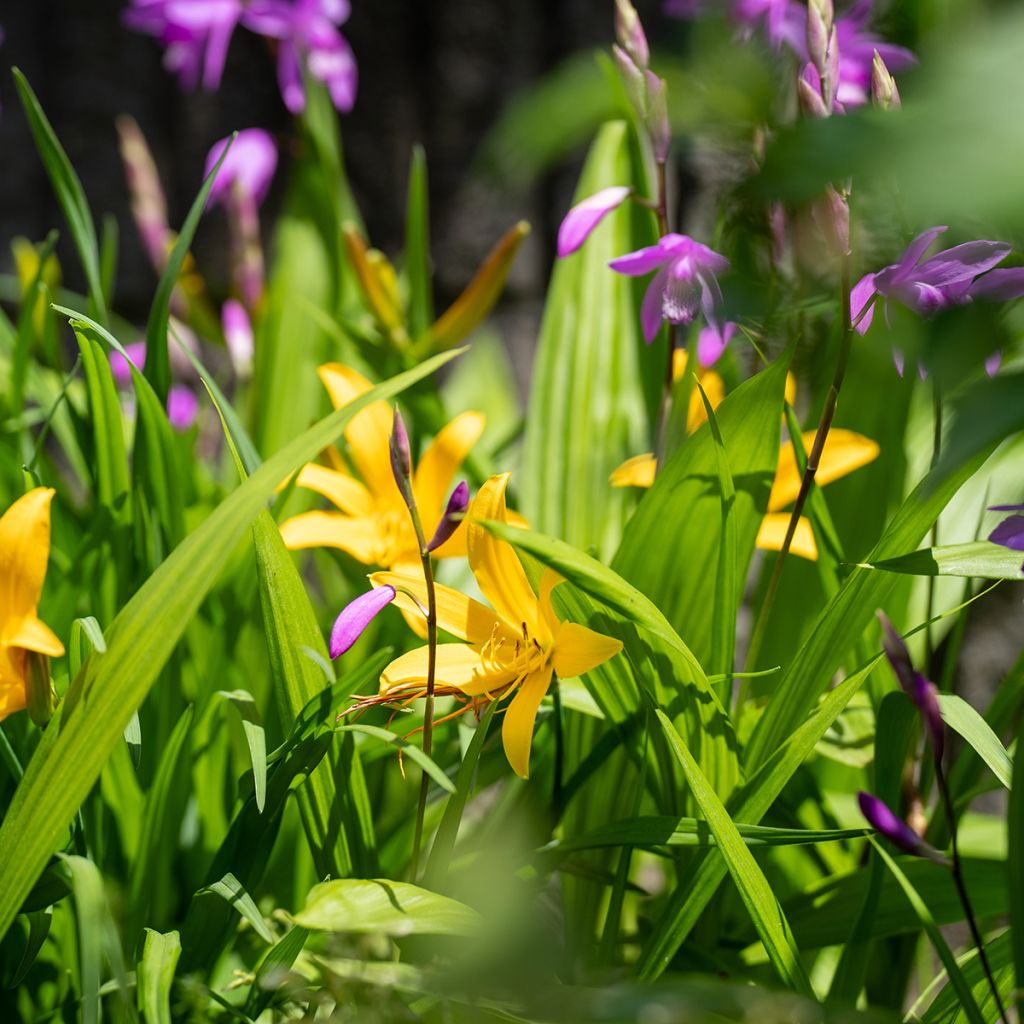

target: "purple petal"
[640,267,670,343]
[966,267,1024,303]
[110,340,148,386]
[200,15,235,90]
[989,514,1024,551]
[988,503,1024,512]
[850,272,877,334]
[222,299,254,377]
[330,585,396,658]
[878,611,916,694]
[309,31,358,111]
[897,280,950,317]
[240,1,295,37]
[914,240,1011,289]
[167,386,199,430]
[427,480,470,552]
[893,226,947,279]
[857,792,926,856]
[204,128,278,207]
[609,241,674,276]
[277,41,306,114]
[662,259,702,326]
[697,321,737,367]
[985,351,1002,377]
[557,186,631,257]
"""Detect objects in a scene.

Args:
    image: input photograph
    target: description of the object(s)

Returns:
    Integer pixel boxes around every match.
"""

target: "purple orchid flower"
[124,0,243,91]
[851,227,1024,335]
[833,1,916,107]
[108,338,199,431]
[878,611,944,760]
[557,187,632,258]
[609,234,730,344]
[427,481,470,553]
[857,792,948,864]
[330,585,396,658]
[205,129,278,208]
[242,0,357,114]
[988,504,1024,572]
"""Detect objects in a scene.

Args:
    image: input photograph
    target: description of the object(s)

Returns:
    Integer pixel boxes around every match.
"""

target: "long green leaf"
[865,540,1024,580]
[938,694,1013,790]
[243,925,309,1019]
[0,347,462,942]
[404,145,433,338]
[199,873,273,943]
[217,691,268,812]
[137,929,181,1024]
[1010,709,1024,1021]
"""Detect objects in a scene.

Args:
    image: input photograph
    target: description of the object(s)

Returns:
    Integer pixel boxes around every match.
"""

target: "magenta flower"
[851,227,1024,335]
[110,341,149,387]
[242,0,357,114]
[698,321,737,368]
[124,0,243,91]
[878,611,944,760]
[833,1,915,107]
[988,504,1024,572]
[857,793,947,864]
[205,129,278,208]
[427,481,470,553]
[222,300,254,378]
[107,339,199,431]
[557,187,632,258]
[330,585,396,658]
[609,234,730,344]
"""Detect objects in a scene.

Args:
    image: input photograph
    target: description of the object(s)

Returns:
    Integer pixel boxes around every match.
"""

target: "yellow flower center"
[478,622,550,692]
[371,507,418,568]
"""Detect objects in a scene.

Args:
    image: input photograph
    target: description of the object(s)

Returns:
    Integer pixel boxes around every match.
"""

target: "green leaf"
[0,347,462,943]
[137,929,181,1024]
[1010,710,1024,1022]
[653,709,814,996]
[915,929,1016,1024]
[243,925,309,1019]
[12,69,107,324]
[335,724,455,794]
[864,540,1024,580]
[614,354,789,667]
[7,909,52,989]
[144,135,232,402]
[938,694,1013,790]
[294,879,481,937]
[217,691,268,812]
[198,873,273,943]
[404,145,433,338]
[521,119,659,561]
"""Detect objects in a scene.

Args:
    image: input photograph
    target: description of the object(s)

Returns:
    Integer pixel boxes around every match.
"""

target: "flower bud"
[557,187,632,258]
[614,0,649,71]
[389,408,415,508]
[330,586,396,658]
[858,792,948,865]
[823,25,840,109]
[645,71,671,165]
[25,651,57,728]
[613,43,648,116]
[807,0,832,80]
[798,65,829,119]
[811,185,850,257]
[871,50,901,110]
[427,480,470,553]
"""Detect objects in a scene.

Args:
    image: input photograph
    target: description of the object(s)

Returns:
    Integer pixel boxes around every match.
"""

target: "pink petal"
[557,186,631,257]
[640,267,669,343]
[330,585,396,658]
[609,242,674,277]
[697,321,737,367]
[850,272,877,334]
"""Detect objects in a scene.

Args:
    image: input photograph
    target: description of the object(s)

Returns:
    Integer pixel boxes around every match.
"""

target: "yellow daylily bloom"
[280,363,485,578]
[366,474,623,779]
[0,489,65,722]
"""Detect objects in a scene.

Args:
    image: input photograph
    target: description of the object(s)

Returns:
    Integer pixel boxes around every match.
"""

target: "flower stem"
[405,502,437,883]
[746,252,855,670]
[925,383,943,668]
[552,677,565,816]
[935,761,1009,1024]
[652,158,676,465]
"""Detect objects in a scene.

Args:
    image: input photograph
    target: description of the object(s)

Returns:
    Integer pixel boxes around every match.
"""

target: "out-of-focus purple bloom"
[117,115,172,273]
[609,234,730,344]
[985,351,1002,378]
[167,386,199,430]
[557,187,632,258]
[330,585,395,658]
[988,504,1024,571]
[852,227,1020,335]
[615,0,649,70]
[222,299,254,378]
[878,611,944,760]
[110,341,148,386]
[205,129,278,208]
[857,792,948,864]
[427,481,470,553]
[124,0,243,91]
[833,1,915,108]
[698,321,737,367]
[242,0,357,114]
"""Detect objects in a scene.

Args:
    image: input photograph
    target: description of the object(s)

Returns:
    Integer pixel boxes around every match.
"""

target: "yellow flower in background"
[0,489,65,722]
[367,474,622,779]
[280,363,485,579]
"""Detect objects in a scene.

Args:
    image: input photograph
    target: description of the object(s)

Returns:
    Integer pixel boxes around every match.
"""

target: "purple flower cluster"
[124,0,357,114]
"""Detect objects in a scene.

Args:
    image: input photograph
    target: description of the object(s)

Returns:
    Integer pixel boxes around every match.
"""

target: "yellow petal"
[688,370,724,433]
[552,621,623,679]
[502,664,553,779]
[317,363,397,501]
[292,463,374,517]
[412,411,485,533]
[371,571,512,646]
[0,488,56,627]
[380,643,513,697]
[784,371,797,409]
[5,616,65,657]
[769,429,880,512]
[467,474,542,639]
[610,453,656,489]
[755,512,819,561]
[0,668,27,721]
[537,569,564,637]
[280,511,381,563]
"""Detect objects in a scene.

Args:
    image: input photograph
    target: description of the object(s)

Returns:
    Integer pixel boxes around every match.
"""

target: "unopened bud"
[806,0,832,79]
[645,71,671,164]
[871,50,901,110]
[858,792,949,865]
[797,65,829,119]
[613,44,647,116]
[389,408,414,508]
[427,480,470,552]
[330,586,396,658]
[811,185,850,257]
[614,0,649,70]
[823,25,840,109]
[26,651,57,727]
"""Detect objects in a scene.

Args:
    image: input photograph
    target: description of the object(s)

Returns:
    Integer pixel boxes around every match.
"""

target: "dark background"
[0,0,623,336]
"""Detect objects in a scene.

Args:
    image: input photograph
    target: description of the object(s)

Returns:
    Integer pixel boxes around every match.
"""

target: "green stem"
[652,159,677,467]
[746,253,855,670]
[552,678,564,817]
[925,384,943,668]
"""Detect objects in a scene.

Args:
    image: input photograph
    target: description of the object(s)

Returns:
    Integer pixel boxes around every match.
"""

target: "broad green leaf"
[653,709,814,996]
[217,690,268,812]
[614,355,788,666]
[198,873,273,943]
[294,879,481,937]
[938,694,1013,790]
[12,69,107,324]
[137,929,181,1024]
[521,119,659,561]
[865,541,1024,580]
[404,145,433,338]
[143,137,231,402]
[0,348,461,942]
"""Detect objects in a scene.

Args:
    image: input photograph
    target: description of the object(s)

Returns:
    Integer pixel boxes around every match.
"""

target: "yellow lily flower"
[280,363,485,582]
[365,474,623,779]
[0,489,65,722]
